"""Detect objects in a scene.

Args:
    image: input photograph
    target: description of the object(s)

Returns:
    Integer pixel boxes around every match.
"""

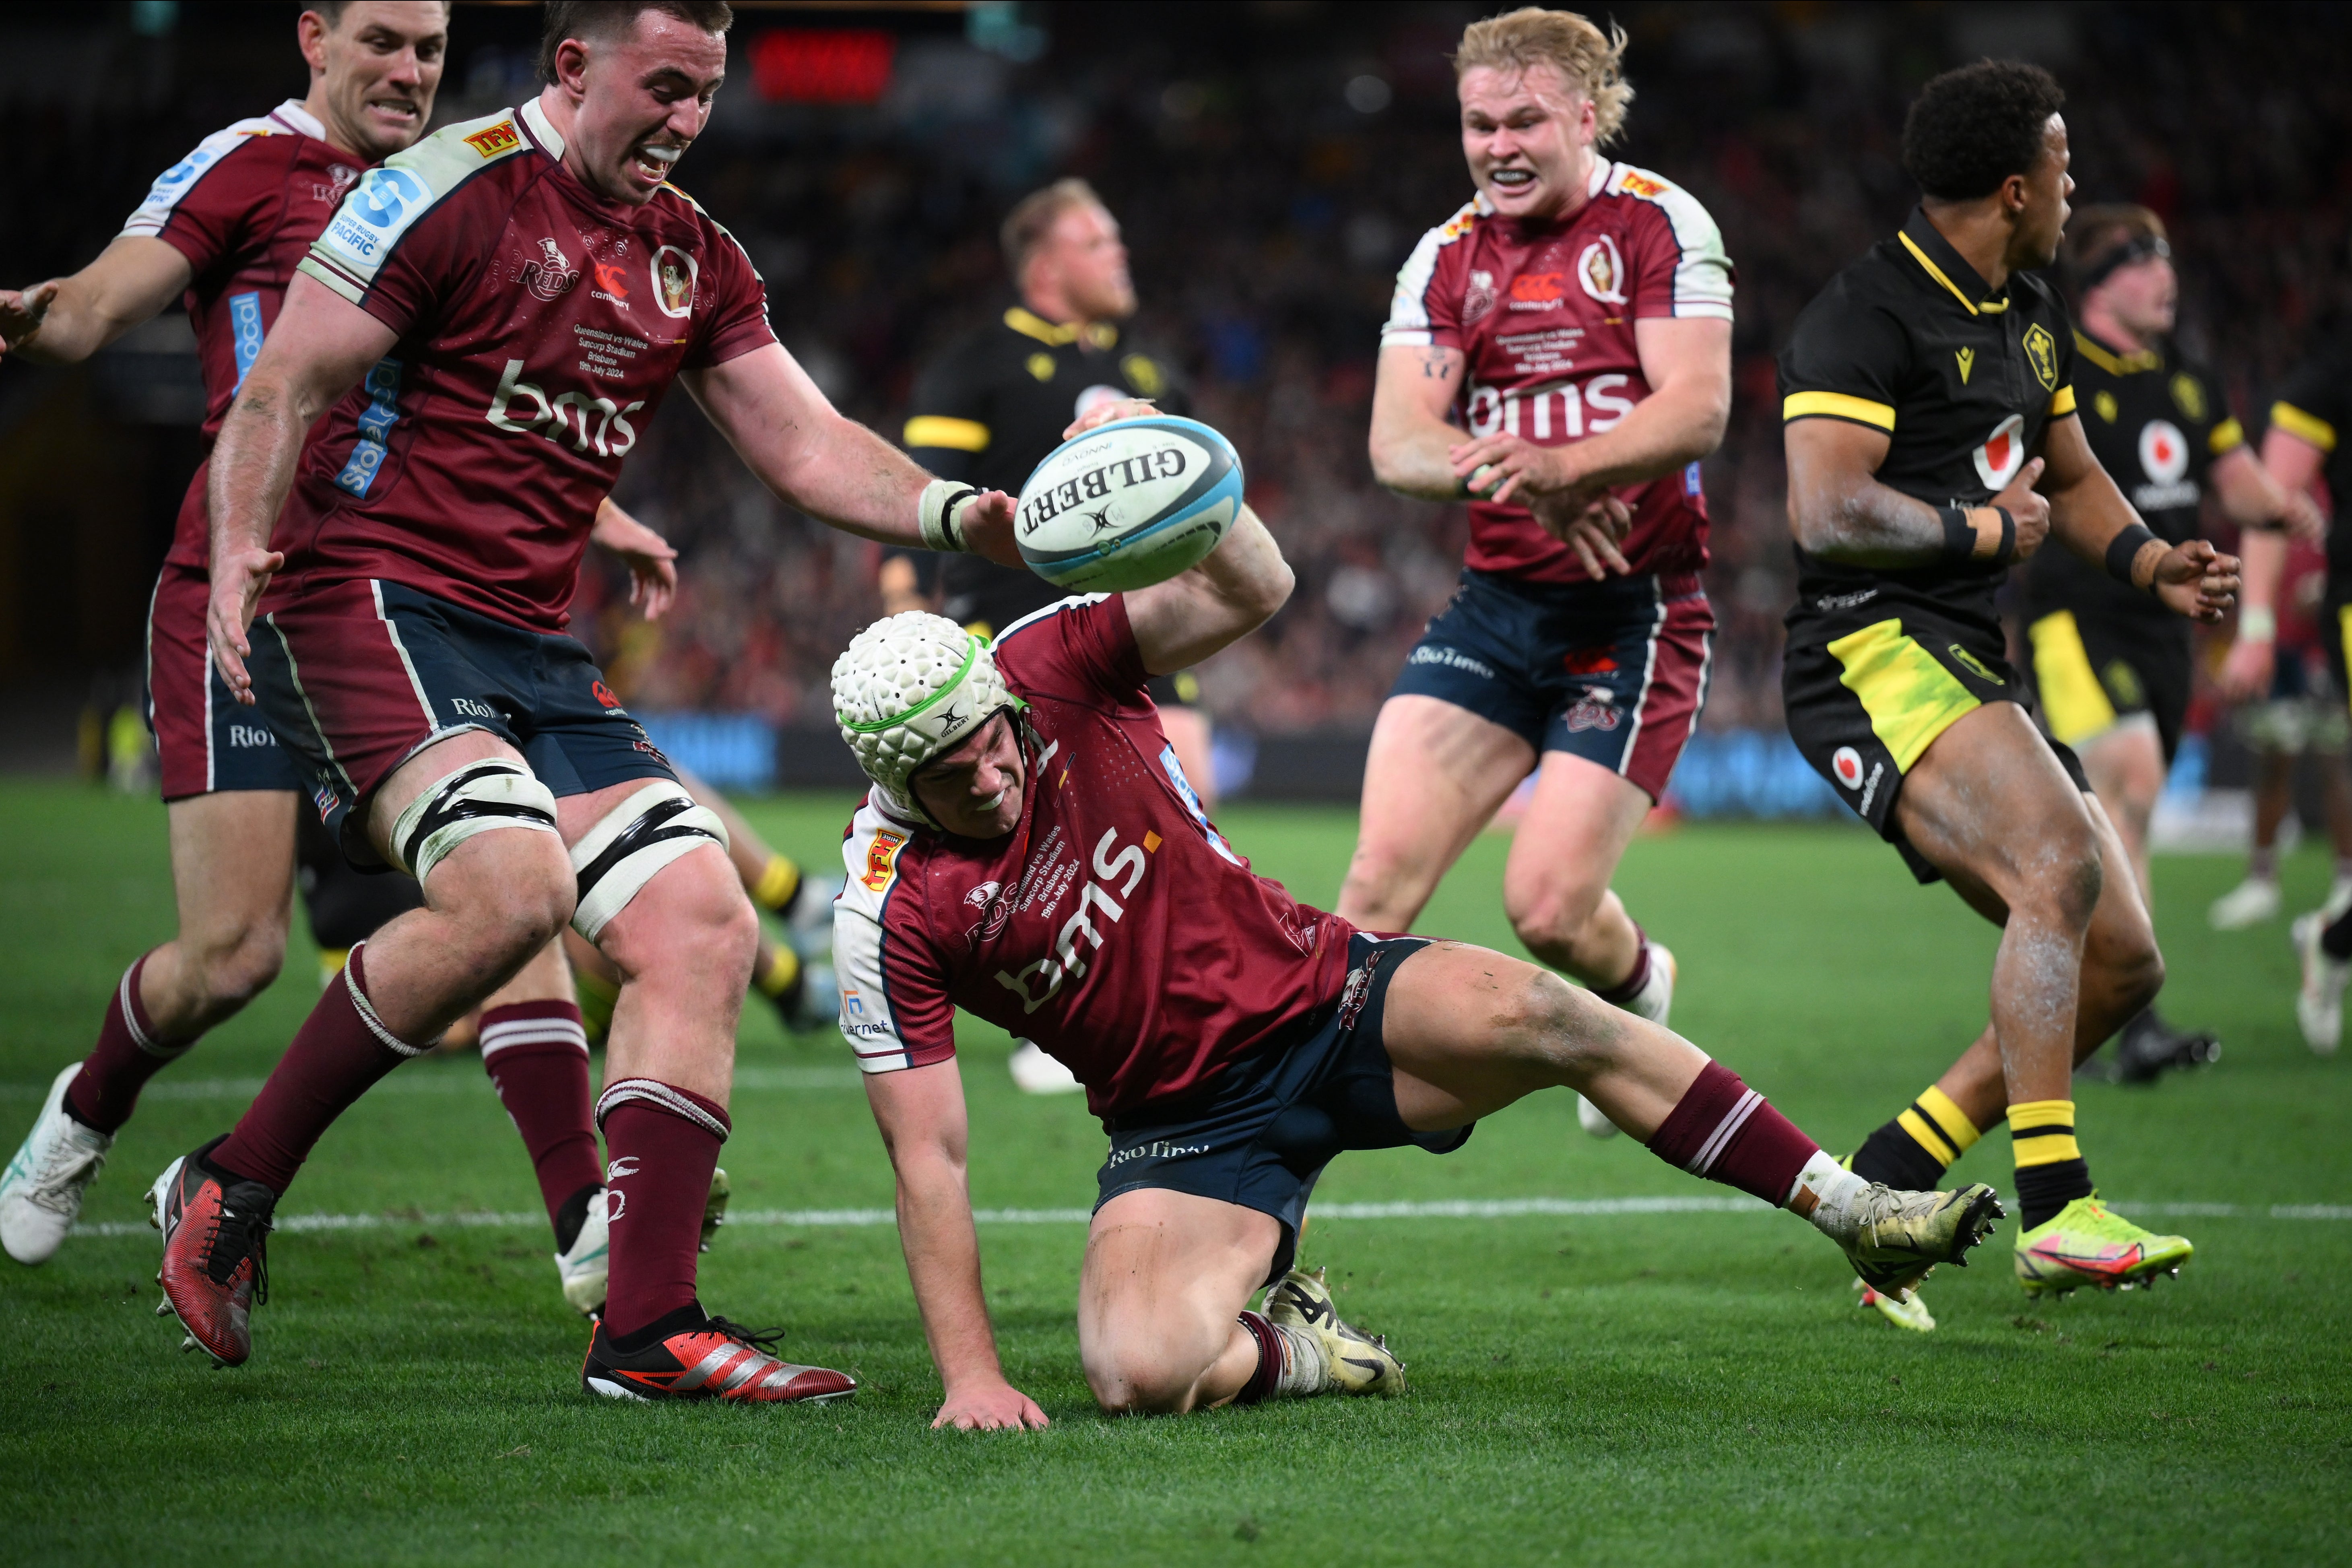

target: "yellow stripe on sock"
[1917,1085,1982,1153]
[1896,1108,1959,1168]
[2014,1133,2083,1167]
[2007,1099,2075,1132]
[751,854,801,914]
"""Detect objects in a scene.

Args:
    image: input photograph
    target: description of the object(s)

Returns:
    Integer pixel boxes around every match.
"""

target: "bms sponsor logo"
[992,826,1155,1014]
[485,360,645,457]
[1465,373,1637,442]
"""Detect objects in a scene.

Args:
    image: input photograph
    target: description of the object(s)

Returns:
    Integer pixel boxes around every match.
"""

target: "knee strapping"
[569,783,729,943]
[387,759,559,883]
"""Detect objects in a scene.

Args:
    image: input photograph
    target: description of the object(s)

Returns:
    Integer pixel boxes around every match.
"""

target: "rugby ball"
[1015,415,1244,592]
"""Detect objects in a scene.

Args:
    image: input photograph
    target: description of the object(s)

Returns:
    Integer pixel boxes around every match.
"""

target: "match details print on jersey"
[278,100,775,633]
[1382,161,1734,584]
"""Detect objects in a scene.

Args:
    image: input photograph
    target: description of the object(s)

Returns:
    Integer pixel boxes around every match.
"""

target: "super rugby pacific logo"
[1017,447,1191,538]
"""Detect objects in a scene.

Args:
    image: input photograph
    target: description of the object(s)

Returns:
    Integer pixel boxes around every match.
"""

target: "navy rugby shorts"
[1094,933,1468,1286]
[245,578,677,867]
[1387,568,1713,801]
[146,560,303,801]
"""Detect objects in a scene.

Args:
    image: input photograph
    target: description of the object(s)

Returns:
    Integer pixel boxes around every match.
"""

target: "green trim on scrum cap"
[840,633,984,734]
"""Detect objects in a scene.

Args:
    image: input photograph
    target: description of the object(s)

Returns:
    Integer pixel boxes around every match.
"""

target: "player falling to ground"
[149,0,1025,1401]
[2208,531,2352,932]
[2022,206,2320,1082]
[1778,62,2236,1331]
[891,179,1204,1095]
[2259,332,2352,1050]
[827,406,1999,1429]
[1342,9,1731,1139]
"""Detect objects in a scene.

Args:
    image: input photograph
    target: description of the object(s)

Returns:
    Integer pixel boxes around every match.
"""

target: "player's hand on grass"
[933,1378,1050,1431]
[205,545,283,706]
[1063,397,1158,437]
[0,280,58,360]
[1445,430,1574,507]
[2216,630,2276,701]
[1536,491,1634,577]
[956,489,1025,568]
[589,506,679,621]
[1991,456,2051,560]
[2153,538,2239,623]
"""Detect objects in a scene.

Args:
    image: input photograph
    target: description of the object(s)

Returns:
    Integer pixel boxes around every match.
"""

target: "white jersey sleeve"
[119,111,286,239]
[1607,163,1735,321]
[833,798,955,1074]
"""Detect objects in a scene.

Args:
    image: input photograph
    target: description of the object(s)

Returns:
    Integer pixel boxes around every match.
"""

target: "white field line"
[70,1194,2352,1240]
[0,1066,864,1102]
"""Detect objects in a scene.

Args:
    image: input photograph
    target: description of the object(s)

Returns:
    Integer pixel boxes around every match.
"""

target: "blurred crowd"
[12,3,2352,739]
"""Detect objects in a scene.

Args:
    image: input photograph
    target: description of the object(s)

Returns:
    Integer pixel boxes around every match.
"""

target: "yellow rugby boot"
[1840,1182,2004,1298]
[1264,1267,1404,1397]
[1853,1277,1936,1333]
[2015,1196,2192,1297]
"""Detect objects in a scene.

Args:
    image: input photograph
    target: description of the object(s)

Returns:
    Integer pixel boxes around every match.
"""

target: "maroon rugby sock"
[596,1080,729,1341]
[64,952,195,1134]
[480,1001,602,1241]
[1644,1060,1817,1207]
[1592,930,1655,1007]
[211,944,418,1194]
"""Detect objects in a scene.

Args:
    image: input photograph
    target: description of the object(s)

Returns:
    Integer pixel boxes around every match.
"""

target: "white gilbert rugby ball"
[1015,415,1244,592]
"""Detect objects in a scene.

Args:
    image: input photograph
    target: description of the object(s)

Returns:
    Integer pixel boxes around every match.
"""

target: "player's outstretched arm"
[862,1059,1049,1432]
[204,272,396,704]
[2211,445,2325,542]
[1368,343,1471,500]
[2042,414,2238,623]
[0,236,192,366]
[1123,503,1293,675]
[1785,416,2046,567]
[683,344,1024,567]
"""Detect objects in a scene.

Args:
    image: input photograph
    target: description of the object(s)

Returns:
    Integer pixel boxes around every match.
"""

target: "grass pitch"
[1,778,2346,1566]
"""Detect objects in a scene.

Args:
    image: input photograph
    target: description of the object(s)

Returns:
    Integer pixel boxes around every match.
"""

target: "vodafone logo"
[1972,413,2026,489]
[1832,745,1865,790]
[2138,419,2189,484]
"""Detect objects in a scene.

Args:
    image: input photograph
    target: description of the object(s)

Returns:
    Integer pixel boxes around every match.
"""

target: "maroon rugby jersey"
[832,595,1355,1118]
[1382,162,1734,584]
[119,101,369,568]
[279,99,775,631]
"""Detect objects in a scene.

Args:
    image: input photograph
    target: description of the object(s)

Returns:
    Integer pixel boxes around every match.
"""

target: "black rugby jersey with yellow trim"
[2025,330,2239,624]
[903,305,1188,631]
[1778,207,2079,644]
[2269,336,2352,583]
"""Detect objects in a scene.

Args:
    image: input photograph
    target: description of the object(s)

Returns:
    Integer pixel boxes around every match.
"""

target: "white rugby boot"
[555,1188,611,1316]
[1578,942,1676,1139]
[1009,1040,1083,1096]
[2294,912,2347,1055]
[0,1065,111,1266]
[2208,877,2282,930]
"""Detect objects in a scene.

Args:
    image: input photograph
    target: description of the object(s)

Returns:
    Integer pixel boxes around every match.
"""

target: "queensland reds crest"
[2138,419,2190,484]
[653,245,697,318]
[1578,234,1628,305]
[1972,413,2026,489]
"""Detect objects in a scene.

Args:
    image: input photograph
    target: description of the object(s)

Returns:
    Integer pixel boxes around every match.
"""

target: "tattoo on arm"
[1419,348,1452,379]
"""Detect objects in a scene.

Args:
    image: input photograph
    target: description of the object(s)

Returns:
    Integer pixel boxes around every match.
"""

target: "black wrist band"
[1993,507,2016,565]
[2105,522,2159,588]
[1940,506,1977,562]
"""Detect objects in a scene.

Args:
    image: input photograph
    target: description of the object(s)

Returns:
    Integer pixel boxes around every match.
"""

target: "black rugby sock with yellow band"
[1848,1084,1982,1190]
[749,855,804,920]
[2009,1099,2093,1230]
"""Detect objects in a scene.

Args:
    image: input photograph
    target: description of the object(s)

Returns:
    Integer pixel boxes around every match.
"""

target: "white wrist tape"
[918,480,980,553]
[2239,606,2276,643]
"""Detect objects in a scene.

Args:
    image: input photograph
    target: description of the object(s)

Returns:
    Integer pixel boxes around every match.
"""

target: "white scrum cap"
[831,612,1021,821]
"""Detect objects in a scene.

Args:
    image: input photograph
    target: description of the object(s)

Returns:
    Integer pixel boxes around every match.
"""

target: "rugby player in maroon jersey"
[829,402,1997,1428]
[147,0,1020,1401]
[1340,10,1733,1141]
[0,3,677,1325]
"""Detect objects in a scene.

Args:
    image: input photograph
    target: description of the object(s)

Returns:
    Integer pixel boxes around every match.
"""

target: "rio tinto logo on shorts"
[1832,745,1865,790]
[1972,413,2027,489]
